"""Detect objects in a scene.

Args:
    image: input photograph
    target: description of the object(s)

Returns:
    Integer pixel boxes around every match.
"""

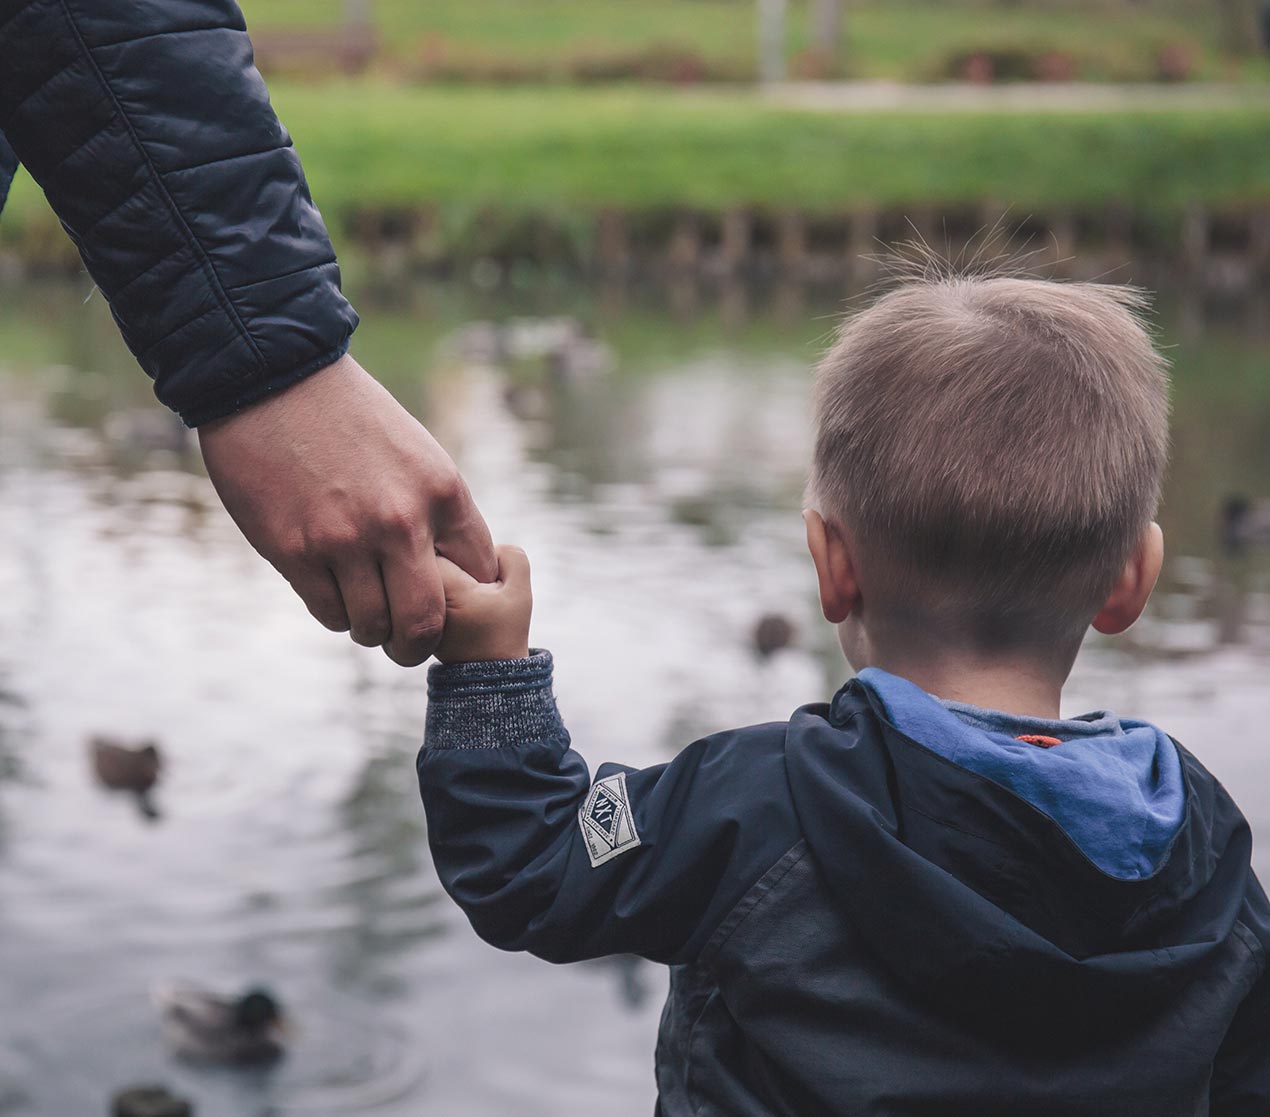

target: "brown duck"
[90,736,162,819]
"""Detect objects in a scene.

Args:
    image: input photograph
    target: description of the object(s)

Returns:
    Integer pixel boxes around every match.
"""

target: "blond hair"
[810,275,1170,651]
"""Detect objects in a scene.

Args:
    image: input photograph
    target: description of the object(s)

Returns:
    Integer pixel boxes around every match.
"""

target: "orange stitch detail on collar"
[1015,734,1063,748]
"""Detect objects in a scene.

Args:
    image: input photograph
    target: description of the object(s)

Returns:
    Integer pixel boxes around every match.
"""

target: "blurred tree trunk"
[812,0,844,63]
[757,0,787,83]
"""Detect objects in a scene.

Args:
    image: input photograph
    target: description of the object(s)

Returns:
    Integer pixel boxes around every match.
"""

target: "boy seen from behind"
[418,275,1270,1116]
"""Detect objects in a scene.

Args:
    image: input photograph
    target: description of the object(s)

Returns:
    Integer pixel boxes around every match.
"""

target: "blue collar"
[856,667,1185,881]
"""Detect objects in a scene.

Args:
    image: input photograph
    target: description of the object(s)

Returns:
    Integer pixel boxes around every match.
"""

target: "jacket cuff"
[178,335,354,428]
[424,650,566,751]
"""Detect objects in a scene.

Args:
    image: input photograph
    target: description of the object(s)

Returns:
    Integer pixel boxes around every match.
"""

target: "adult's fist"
[198,354,496,666]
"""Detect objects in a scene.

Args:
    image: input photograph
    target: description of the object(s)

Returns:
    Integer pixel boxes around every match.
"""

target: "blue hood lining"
[856,668,1186,881]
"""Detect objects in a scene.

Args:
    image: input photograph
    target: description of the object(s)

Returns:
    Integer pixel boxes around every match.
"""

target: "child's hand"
[433,545,533,664]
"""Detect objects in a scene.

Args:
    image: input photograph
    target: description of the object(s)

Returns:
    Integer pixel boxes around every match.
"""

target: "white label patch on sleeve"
[579,772,642,867]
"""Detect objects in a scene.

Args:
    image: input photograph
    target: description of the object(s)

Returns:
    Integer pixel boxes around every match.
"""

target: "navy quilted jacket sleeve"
[0,0,358,426]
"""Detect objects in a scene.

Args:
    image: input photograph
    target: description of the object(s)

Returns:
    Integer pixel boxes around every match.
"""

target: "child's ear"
[804,510,862,625]
[1092,522,1164,636]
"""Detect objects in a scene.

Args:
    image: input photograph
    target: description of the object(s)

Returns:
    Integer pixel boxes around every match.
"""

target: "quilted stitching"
[0,0,358,425]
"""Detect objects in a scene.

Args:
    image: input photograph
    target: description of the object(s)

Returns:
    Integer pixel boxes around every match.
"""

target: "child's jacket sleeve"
[417,651,803,966]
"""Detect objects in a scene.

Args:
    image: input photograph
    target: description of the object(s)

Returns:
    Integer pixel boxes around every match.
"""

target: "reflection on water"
[0,276,1268,1116]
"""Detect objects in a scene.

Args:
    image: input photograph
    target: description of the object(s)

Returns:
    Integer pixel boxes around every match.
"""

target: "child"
[417,275,1270,1116]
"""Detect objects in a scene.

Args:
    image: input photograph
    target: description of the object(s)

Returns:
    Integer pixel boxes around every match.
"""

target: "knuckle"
[377,503,420,542]
[385,644,427,668]
[400,612,445,650]
[302,523,359,559]
[311,607,350,634]
[275,533,312,564]
[328,525,363,554]
[350,614,391,647]
[431,468,466,508]
[295,584,345,625]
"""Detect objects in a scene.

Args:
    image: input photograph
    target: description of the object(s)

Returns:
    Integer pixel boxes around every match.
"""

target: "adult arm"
[0,0,356,423]
[0,0,495,662]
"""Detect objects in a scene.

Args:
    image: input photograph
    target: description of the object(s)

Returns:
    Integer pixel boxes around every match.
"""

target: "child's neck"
[864,652,1065,720]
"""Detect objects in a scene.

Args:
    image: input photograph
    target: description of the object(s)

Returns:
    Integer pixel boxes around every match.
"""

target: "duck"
[152,983,288,1065]
[611,953,650,1010]
[542,321,615,383]
[89,736,162,819]
[1220,494,1270,556]
[752,613,796,659]
[501,379,550,422]
[102,407,192,456]
[110,1084,192,1117]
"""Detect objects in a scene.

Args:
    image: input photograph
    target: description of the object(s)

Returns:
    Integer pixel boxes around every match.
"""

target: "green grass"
[4,86,1268,238]
[264,86,1270,214]
[239,0,1268,82]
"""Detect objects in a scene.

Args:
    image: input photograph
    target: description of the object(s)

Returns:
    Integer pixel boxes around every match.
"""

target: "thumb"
[495,545,531,589]
[435,482,498,585]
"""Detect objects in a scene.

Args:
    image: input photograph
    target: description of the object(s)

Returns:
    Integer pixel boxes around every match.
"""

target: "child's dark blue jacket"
[418,651,1270,1116]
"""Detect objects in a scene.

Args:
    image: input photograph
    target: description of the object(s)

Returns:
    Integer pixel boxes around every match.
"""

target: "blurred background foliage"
[239,0,1270,84]
[2,0,1267,259]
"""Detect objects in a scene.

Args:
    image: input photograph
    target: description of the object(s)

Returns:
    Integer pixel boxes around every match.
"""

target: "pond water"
[0,275,1268,1116]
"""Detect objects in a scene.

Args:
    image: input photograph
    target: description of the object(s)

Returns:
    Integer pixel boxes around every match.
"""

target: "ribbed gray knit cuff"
[424,649,565,750]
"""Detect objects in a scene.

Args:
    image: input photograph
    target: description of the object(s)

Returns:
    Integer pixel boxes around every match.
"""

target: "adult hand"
[198,354,496,666]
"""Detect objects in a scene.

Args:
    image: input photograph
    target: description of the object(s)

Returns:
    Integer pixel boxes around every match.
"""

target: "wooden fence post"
[596,210,629,277]
[1180,202,1209,273]
[777,210,807,277]
[1048,211,1076,278]
[719,209,751,275]
[847,209,879,286]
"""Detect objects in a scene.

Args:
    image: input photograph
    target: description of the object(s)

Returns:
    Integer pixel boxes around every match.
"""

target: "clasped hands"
[198,353,530,667]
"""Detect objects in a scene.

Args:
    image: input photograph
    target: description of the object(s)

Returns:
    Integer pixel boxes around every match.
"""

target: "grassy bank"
[209,87,1270,213]
[4,86,1268,245]
[239,0,1269,83]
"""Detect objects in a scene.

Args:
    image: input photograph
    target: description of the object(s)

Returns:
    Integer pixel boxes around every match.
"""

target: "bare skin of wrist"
[198,354,496,667]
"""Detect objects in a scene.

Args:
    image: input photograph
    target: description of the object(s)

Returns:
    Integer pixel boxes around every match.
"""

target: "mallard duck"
[110,1084,192,1117]
[152,983,288,1065]
[90,736,162,819]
